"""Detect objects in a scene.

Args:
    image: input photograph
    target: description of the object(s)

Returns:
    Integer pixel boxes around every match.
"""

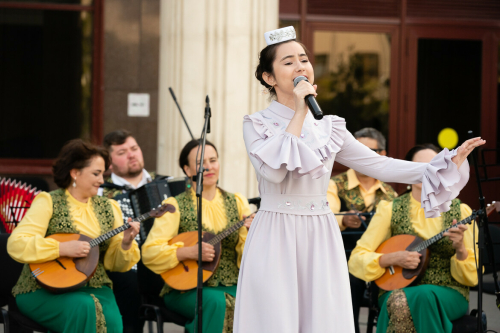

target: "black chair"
[137,256,188,333]
[0,234,48,333]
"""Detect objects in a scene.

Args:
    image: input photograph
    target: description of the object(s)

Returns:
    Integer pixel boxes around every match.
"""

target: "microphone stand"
[467,130,500,332]
[169,87,195,140]
[194,95,211,333]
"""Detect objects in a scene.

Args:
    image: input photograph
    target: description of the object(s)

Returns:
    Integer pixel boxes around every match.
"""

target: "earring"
[407,185,411,190]
[73,178,77,188]
[185,178,192,191]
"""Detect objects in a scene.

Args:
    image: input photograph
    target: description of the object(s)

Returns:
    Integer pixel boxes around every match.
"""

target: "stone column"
[157,0,279,198]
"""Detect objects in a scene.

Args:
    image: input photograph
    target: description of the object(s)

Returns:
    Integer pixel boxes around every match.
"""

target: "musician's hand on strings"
[59,240,91,258]
[122,219,140,250]
[177,242,215,262]
[243,213,256,230]
[443,219,468,261]
[451,137,486,169]
[380,251,421,269]
[342,210,365,229]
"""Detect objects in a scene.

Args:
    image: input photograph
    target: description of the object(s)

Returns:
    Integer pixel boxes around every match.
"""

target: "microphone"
[293,76,323,120]
[205,95,211,134]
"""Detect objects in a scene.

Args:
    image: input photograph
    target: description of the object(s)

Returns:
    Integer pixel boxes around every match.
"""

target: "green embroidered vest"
[331,171,397,212]
[160,190,241,296]
[389,192,469,300]
[12,189,115,296]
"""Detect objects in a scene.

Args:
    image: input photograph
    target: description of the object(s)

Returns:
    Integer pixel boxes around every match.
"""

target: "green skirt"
[163,285,237,333]
[16,286,122,333]
[377,285,468,333]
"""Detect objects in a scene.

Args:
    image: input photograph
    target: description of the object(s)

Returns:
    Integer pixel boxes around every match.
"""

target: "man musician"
[327,127,397,333]
[99,129,159,333]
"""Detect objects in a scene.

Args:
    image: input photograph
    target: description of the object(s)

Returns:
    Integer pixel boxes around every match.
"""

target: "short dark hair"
[354,127,386,151]
[52,139,110,188]
[255,40,310,99]
[103,130,134,151]
[404,143,440,162]
[179,139,218,176]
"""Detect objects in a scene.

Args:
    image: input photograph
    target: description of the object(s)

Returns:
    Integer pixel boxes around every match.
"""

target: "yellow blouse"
[142,189,251,274]
[348,193,478,287]
[327,169,392,231]
[7,190,140,272]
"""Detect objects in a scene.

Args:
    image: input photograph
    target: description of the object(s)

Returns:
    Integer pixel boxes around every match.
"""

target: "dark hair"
[179,139,218,176]
[52,139,110,188]
[103,129,134,151]
[354,127,386,151]
[404,143,440,162]
[255,40,310,98]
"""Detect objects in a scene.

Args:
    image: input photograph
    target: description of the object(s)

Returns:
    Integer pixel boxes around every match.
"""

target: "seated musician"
[100,129,156,333]
[7,139,140,333]
[142,139,255,333]
[101,129,156,198]
[327,127,397,333]
[348,144,478,333]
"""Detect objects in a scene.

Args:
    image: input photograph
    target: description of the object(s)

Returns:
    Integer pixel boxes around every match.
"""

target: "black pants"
[107,270,144,333]
[350,273,368,333]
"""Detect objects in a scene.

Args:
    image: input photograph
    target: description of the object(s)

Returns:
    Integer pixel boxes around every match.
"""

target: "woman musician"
[141,139,255,333]
[348,144,479,333]
[7,139,141,333]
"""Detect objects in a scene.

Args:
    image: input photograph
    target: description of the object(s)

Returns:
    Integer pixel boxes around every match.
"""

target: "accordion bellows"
[0,178,40,233]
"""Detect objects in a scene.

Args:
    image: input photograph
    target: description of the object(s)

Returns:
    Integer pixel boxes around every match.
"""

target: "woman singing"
[233,26,484,332]
[142,139,255,333]
[8,139,141,333]
[349,144,478,333]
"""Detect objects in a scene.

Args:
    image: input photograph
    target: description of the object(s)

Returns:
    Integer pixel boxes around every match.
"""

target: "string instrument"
[30,203,175,294]
[161,215,252,291]
[375,202,500,291]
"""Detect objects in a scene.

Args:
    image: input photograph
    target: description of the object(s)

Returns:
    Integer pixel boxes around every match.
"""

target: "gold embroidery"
[91,294,107,333]
[222,293,236,333]
[386,289,416,333]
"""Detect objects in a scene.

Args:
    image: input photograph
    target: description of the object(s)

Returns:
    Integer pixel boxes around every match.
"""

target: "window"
[313,31,392,140]
[0,1,103,173]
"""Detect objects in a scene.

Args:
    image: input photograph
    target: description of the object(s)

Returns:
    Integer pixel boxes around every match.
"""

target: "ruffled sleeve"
[420,149,469,218]
[243,113,347,181]
[335,136,469,218]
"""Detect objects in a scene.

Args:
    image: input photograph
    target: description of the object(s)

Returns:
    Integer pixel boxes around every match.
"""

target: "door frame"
[405,26,498,151]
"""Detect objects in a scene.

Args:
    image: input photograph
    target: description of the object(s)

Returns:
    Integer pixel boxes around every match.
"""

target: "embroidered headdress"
[264,26,296,46]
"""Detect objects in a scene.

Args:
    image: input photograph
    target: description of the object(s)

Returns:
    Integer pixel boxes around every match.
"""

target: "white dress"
[233,101,469,333]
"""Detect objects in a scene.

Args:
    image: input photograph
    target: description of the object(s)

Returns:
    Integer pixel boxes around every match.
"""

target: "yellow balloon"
[438,128,459,149]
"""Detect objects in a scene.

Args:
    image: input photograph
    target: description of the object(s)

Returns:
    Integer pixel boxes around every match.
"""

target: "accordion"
[0,178,41,233]
[104,177,187,241]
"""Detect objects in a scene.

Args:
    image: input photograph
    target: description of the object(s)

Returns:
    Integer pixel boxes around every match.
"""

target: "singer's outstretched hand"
[451,137,486,169]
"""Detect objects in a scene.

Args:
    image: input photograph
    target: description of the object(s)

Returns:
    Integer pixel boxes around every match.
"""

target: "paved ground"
[2,291,498,332]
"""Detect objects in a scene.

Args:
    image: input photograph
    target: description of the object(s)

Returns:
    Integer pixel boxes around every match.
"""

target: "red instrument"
[0,178,40,233]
